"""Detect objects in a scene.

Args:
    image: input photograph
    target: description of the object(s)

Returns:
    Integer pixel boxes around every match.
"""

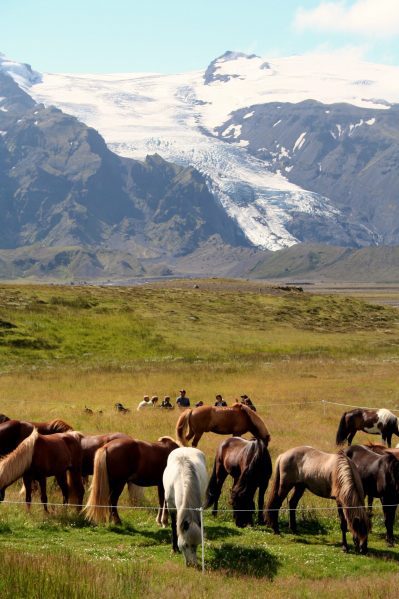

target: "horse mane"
[48,419,73,433]
[364,441,388,454]
[231,440,269,507]
[176,456,202,536]
[158,435,178,446]
[332,451,370,538]
[0,414,10,424]
[0,428,39,488]
[240,404,270,444]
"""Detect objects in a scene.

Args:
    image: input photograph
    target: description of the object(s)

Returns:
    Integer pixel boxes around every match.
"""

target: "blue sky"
[2,0,399,72]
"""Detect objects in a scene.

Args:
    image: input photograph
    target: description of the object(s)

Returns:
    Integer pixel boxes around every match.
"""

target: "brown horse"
[0,428,84,511]
[205,437,272,527]
[83,436,179,525]
[176,403,270,447]
[265,446,370,554]
[80,433,131,478]
[336,408,399,447]
[0,418,73,464]
[345,444,399,545]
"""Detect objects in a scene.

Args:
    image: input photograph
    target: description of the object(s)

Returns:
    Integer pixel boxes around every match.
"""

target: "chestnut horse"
[206,437,272,527]
[345,444,399,546]
[265,446,370,554]
[83,436,179,525]
[176,403,270,447]
[336,408,399,447]
[0,428,84,511]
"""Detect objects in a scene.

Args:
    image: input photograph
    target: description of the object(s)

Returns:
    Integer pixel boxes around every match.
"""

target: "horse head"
[230,489,255,528]
[352,516,369,555]
[178,519,202,567]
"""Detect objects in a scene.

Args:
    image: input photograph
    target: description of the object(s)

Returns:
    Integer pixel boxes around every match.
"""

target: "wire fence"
[1,496,397,574]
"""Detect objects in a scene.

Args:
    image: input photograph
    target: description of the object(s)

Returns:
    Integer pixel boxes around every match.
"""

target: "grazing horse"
[344,444,399,546]
[265,446,369,554]
[205,437,272,527]
[176,403,270,448]
[162,447,208,567]
[83,436,179,525]
[336,408,399,447]
[0,428,84,511]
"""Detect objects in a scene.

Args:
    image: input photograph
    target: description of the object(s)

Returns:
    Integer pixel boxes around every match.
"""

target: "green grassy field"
[1,280,399,598]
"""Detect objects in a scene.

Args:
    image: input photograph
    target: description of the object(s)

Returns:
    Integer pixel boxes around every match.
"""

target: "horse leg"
[69,469,85,512]
[367,495,374,519]
[109,480,125,525]
[55,472,69,506]
[382,503,396,546]
[191,432,203,448]
[337,503,349,552]
[38,477,49,513]
[156,484,167,527]
[288,484,306,534]
[211,466,228,517]
[386,433,392,448]
[266,482,293,535]
[171,511,178,552]
[23,474,33,511]
[257,482,267,525]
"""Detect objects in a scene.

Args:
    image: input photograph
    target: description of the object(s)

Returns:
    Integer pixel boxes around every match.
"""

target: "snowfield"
[3,51,399,250]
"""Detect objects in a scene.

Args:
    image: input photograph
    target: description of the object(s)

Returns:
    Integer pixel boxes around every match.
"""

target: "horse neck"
[233,441,263,496]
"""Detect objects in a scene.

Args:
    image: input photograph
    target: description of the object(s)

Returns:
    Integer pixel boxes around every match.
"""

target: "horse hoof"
[342,545,348,553]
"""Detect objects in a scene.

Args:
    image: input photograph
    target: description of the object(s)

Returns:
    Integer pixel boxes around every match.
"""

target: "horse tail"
[336,412,348,445]
[332,451,370,539]
[0,428,38,489]
[232,440,264,501]
[83,447,110,524]
[264,454,281,525]
[176,409,192,447]
[242,405,270,446]
[204,458,219,509]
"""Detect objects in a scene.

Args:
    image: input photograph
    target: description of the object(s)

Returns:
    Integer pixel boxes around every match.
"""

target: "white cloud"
[294,0,399,38]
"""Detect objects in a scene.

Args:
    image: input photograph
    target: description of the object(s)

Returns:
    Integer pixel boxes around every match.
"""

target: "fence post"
[199,507,205,574]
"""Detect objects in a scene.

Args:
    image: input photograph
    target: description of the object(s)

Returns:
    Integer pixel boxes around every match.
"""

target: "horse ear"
[183,520,190,531]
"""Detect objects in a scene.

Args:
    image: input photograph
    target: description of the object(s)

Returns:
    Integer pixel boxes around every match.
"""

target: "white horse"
[162,447,208,566]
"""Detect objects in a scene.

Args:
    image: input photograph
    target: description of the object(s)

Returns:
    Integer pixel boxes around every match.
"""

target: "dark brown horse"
[0,418,73,458]
[83,436,179,525]
[80,433,131,478]
[0,428,84,511]
[336,408,399,447]
[205,437,272,527]
[344,444,399,546]
[265,446,370,554]
[176,403,270,447]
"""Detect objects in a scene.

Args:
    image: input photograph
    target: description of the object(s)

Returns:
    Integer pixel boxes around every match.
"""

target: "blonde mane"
[0,428,39,488]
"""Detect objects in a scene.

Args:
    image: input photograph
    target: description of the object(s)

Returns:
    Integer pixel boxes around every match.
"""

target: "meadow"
[1,280,399,598]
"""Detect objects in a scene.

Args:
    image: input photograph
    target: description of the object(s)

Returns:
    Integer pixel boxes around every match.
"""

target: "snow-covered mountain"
[2,50,399,252]
[10,49,396,251]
